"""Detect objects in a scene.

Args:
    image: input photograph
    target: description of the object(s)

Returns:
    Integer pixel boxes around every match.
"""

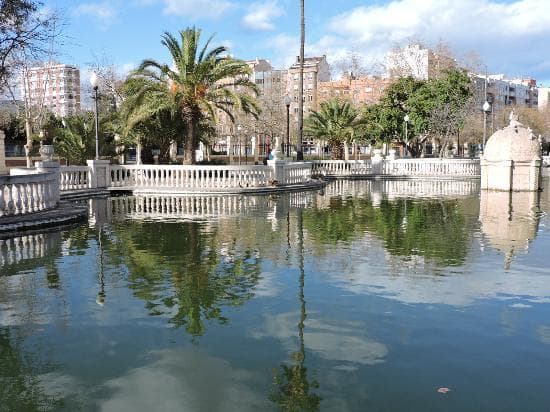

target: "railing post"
[268,160,286,184]
[87,160,110,189]
[35,159,60,208]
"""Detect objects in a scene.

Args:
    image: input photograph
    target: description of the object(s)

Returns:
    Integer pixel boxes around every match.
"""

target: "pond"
[1,178,550,411]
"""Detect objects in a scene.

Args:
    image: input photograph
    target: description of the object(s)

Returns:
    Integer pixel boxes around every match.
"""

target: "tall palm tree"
[305,100,365,160]
[124,27,260,164]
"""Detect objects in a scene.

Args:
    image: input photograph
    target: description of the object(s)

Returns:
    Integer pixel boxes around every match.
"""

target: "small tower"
[481,111,542,191]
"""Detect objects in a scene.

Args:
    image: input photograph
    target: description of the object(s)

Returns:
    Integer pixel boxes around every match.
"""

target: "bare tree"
[0,1,60,92]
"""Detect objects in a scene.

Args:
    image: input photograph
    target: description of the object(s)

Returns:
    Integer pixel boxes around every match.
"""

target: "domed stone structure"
[481,111,542,191]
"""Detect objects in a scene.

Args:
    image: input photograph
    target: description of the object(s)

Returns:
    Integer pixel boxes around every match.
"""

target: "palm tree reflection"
[270,209,321,411]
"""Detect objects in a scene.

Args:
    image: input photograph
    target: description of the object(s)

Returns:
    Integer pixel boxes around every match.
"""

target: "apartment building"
[214,59,288,156]
[474,74,538,114]
[318,75,394,107]
[287,55,330,118]
[21,63,81,117]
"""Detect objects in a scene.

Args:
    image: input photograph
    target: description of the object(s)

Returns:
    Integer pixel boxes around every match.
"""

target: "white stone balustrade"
[311,158,480,178]
[60,166,91,190]
[109,164,275,191]
[311,160,372,176]
[281,162,312,184]
[388,159,480,177]
[0,172,58,217]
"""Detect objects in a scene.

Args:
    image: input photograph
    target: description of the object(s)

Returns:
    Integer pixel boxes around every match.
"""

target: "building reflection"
[479,190,541,269]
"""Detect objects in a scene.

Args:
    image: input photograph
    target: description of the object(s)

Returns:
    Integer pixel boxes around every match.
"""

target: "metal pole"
[93,86,99,159]
[286,104,290,157]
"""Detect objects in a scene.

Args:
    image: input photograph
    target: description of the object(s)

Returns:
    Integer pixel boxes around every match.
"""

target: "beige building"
[538,87,550,111]
[318,75,394,107]
[287,55,330,119]
[21,63,81,118]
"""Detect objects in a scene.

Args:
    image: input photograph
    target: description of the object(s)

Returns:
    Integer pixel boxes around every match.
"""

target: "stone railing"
[60,166,91,190]
[281,162,312,184]
[386,158,480,177]
[110,164,275,191]
[311,160,372,176]
[311,158,480,178]
[0,171,58,217]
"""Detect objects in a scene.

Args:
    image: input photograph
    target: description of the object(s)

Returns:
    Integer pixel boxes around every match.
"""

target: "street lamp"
[482,100,491,154]
[284,94,291,157]
[404,114,410,157]
[90,72,100,160]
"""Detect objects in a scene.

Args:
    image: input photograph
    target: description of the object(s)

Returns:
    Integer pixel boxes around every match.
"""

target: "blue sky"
[46,0,550,85]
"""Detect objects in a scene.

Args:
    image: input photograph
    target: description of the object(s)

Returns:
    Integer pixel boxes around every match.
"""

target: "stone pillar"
[136,142,142,165]
[87,159,110,189]
[252,135,259,165]
[344,141,349,161]
[227,136,232,164]
[267,159,286,184]
[0,130,7,175]
[35,159,60,207]
[169,140,177,163]
[371,149,385,174]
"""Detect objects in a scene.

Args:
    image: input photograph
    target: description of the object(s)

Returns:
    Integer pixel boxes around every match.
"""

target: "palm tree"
[124,27,260,164]
[305,100,365,160]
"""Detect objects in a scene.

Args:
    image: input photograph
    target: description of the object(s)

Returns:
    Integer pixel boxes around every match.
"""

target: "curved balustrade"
[60,166,90,190]
[0,232,61,268]
[282,162,312,184]
[0,172,58,217]
[110,165,274,191]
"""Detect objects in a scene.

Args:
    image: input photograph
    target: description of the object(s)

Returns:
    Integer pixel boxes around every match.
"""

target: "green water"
[1,178,550,411]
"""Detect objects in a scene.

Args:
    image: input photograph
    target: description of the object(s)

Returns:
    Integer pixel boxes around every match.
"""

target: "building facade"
[21,63,81,118]
[474,74,539,115]
[318,75,394,107]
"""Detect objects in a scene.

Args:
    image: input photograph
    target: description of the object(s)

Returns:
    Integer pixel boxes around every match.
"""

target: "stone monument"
[481,111,542,191]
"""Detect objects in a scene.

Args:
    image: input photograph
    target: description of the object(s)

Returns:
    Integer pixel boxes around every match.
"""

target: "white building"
[385,44,430,80]
[538,87,550,111]
[474,74,538,114]
[21,63,81,117]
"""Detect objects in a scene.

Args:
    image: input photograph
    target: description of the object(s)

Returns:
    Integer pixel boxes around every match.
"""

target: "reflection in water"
[105,220,263,336]
[0,329,62,411]
[304,193,479,266]
[271,210,321,411]
[479,190,541,269]
[2,179,550,410]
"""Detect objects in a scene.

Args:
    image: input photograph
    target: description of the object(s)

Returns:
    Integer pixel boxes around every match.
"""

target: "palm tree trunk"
[331,143,344,160]
[184,118,196,165]
[297,0,305,161]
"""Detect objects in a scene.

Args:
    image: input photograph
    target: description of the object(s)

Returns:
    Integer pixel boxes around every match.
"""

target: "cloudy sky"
[48,0,550,84]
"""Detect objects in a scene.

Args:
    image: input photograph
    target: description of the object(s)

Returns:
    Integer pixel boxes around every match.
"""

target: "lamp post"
[482,100,491,155]
[404,114,409,157]
[237,124,242,164]
[90,72,100,159]
[284,95,291,157]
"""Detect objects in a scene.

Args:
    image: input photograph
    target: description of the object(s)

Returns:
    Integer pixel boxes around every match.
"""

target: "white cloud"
[161,0,234,19]
[241,0,283,31]
[73,2,118,27]
[277,0,550,80]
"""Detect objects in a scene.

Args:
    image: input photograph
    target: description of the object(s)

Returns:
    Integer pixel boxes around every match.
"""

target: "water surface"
[1,178,550,411]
